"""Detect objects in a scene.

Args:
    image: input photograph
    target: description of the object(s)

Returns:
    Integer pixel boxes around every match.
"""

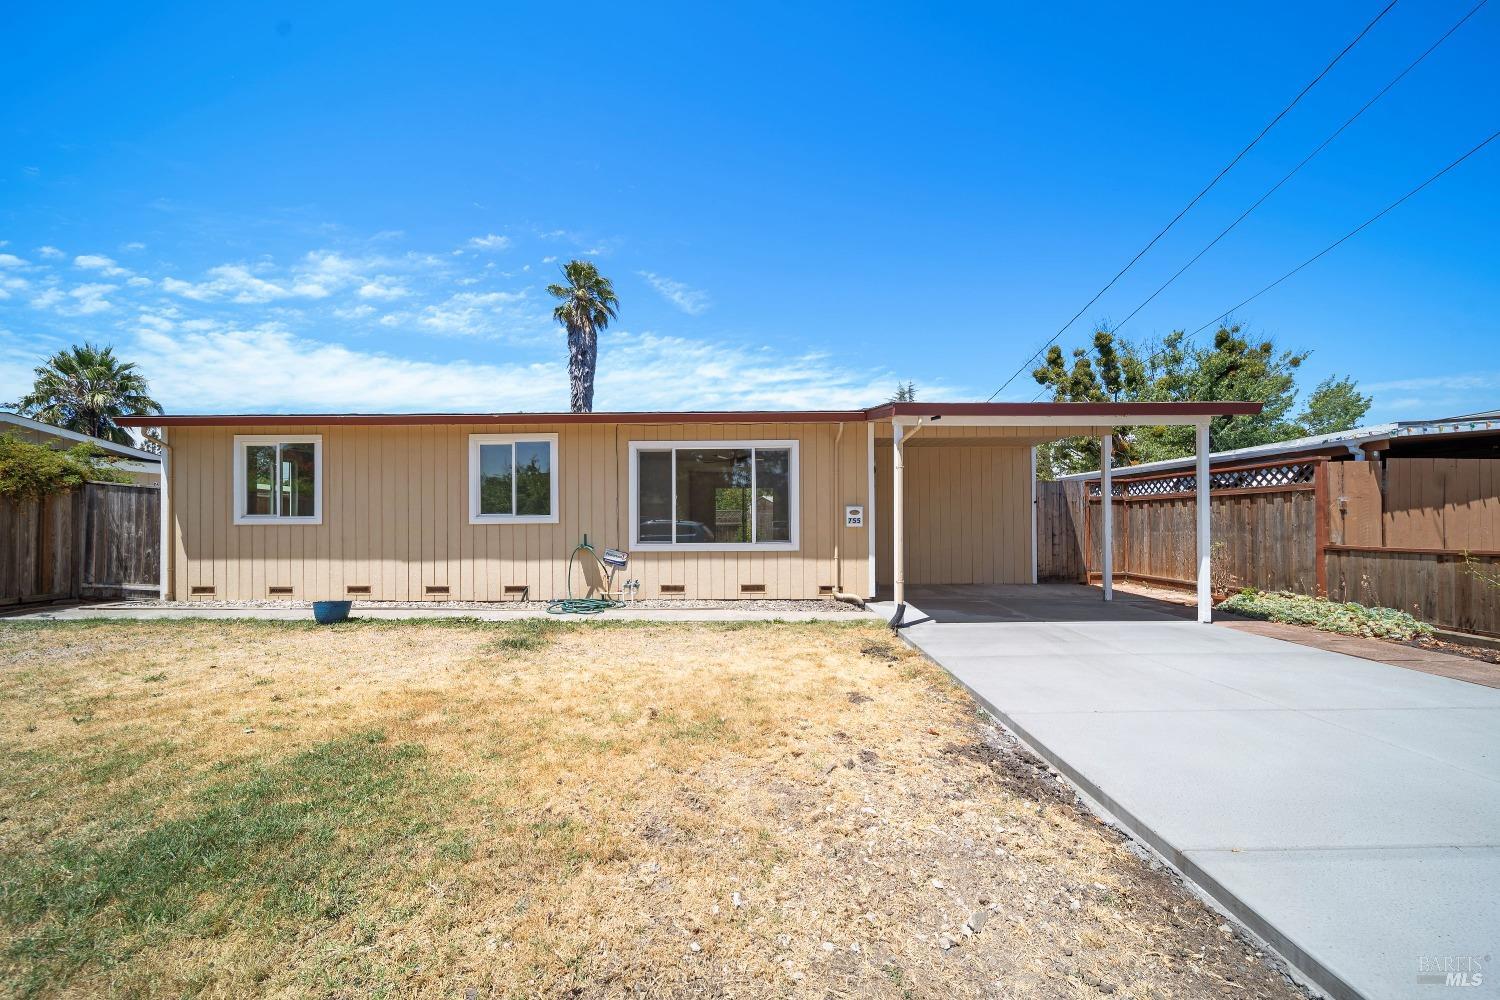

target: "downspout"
[829,421,864,607]
[143,429,172,601]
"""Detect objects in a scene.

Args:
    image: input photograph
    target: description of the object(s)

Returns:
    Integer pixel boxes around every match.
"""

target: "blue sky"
[1,1,1496,419]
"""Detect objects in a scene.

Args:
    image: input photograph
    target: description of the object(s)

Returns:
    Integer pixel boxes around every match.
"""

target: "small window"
[233,435,322,524]
[629,440,798,550]
[469,434,559,524]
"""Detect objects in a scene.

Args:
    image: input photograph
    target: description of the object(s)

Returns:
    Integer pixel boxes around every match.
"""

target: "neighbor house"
[2,411,162,485]
[119,401,1259,618]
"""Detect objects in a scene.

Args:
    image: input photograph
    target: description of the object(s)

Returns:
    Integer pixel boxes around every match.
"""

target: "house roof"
[118,400,1264,428]
[1,411,162,463]
[1058,407,1500,480]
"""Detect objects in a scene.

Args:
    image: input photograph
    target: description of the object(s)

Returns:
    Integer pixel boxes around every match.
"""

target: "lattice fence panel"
[1086,460,1317,498]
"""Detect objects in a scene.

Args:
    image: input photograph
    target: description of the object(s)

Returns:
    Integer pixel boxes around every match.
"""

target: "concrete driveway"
[876,585,1500,1000]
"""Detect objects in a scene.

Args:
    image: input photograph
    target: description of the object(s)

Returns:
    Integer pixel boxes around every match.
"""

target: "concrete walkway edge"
[910,643,1346,998]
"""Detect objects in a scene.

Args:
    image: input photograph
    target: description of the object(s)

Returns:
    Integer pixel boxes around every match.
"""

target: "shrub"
[1217,588,1434,641]
[0,433,129,502]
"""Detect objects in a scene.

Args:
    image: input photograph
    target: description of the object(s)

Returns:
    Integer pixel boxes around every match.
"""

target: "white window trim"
[628,439,799,552]
[468,433,561,525]
[232,434,323,526]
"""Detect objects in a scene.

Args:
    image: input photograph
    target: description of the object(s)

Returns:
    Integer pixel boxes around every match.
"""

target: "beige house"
[120,401,1258,619]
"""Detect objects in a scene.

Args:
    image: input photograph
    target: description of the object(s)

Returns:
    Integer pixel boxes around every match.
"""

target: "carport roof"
[120,400,1262,427]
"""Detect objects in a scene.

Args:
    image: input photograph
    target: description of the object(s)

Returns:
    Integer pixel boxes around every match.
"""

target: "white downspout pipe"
[1196,419,1212,623]
[829,421,863,607]
[1100,433,1113,601]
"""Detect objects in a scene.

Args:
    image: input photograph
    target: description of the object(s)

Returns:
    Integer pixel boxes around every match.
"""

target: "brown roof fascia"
[117,409,870,428]
[120,400,1264,428]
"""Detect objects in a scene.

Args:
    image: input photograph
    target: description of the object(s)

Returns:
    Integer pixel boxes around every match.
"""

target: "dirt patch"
[0,619,1309,998]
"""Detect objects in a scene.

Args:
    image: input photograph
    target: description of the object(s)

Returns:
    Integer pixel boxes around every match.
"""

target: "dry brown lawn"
[0,618,1306,999]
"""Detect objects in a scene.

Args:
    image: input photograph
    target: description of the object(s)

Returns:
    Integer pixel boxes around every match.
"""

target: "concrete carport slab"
[873,585,1500,1000]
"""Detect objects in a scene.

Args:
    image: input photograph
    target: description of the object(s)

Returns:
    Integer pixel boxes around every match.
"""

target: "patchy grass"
[1219,588,1435,640]
[0,619,1306,998]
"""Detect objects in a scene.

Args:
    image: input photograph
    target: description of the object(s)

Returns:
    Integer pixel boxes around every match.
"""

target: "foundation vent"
[503,585,530,599]
[268,586,294,596]
[659,584,686,595]
[189,585,215,596]
[818,585,835,596]
[740,583,767,594]
[424,585,450,596]
[346,585,371,595]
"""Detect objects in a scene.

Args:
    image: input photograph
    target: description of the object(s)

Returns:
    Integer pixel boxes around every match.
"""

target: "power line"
[985,0,1401,402]
[1030,127,1500,402]
[1190,128,1500,336]
[1106,0,1488,338]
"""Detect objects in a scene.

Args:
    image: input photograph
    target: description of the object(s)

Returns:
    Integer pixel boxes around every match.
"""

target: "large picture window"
[469,434,559,524]
[629,440,798,550]
[233,435,322,524]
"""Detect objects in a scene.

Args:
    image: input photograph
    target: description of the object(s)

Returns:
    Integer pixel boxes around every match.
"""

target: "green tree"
[1295,376,1372,436]
[547,261,619,413]
[890,381,918,402]
[10,343,162,446]
[1031,324,1329,476]
[0,433,128,501]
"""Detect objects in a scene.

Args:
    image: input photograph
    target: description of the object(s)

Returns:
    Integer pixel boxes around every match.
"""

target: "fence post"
[1314,458,1329,597]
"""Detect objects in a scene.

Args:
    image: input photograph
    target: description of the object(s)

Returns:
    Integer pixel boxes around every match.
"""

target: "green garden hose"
[546,536,625,615]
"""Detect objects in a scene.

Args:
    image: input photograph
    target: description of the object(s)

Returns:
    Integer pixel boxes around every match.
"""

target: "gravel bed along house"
[122,597,864,613]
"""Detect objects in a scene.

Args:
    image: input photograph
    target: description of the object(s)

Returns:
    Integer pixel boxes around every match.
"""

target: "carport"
[869,402,1264,625]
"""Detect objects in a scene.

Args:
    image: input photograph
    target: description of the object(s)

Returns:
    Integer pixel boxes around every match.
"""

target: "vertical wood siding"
[167,421,872,601]
[874,439,1036,586]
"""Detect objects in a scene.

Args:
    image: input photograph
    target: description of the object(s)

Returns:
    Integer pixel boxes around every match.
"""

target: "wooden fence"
[1037,456,1500,637]
[1036,480,1087,582]
[1,482,160,607]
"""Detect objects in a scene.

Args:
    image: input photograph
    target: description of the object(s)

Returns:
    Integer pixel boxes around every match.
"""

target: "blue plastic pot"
[312,600,352,624]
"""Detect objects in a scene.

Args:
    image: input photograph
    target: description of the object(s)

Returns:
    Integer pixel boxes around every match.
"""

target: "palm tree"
[547,260,619,413]
[11,343,162,446]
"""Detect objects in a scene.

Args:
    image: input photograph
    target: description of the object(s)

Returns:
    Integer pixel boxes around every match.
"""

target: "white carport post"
[1196,419,1212,623]
[890,417,925,619]
[1100,433,1113,601]
[892,420,907,609]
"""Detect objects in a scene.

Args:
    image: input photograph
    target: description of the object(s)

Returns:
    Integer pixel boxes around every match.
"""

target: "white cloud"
[120,319,936,413]
[126,275,153,288]
[467,234,511,251]
[161,251,386,304]
[121,241,147,252]
[1365,372,1500,394]
[134,323,563,411]
[638,271,710,316]
[75,253,131,278]
[66,283,118,315]
[30,282,117,315]
[0,253,29,267]
[356,278,408,300]
[403,290,535,338]
[591,332,920,409]
[162,265,290,303]
[36,245,64,259]
[333,303,377,320]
